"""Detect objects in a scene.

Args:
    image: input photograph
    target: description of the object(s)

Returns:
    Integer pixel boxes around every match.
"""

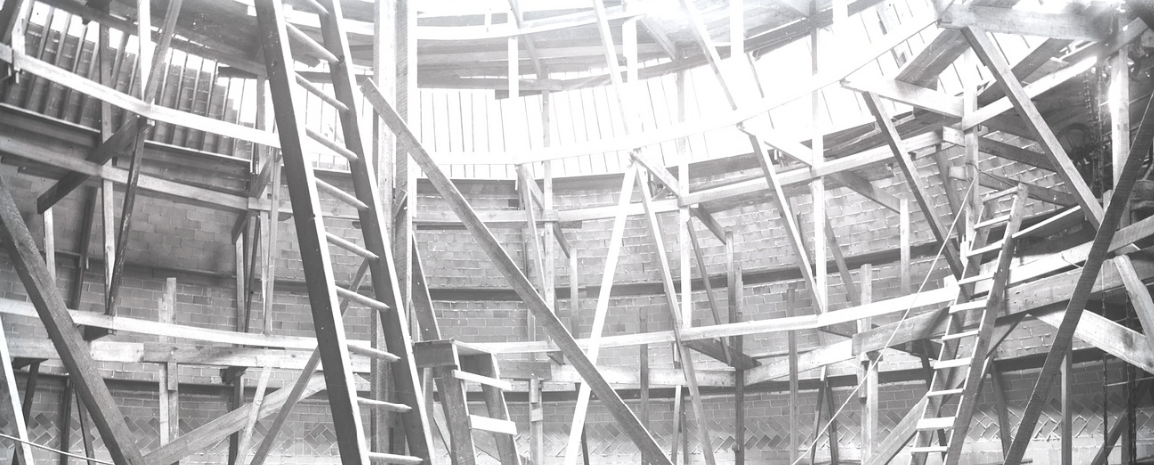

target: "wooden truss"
[0,1,1154,465]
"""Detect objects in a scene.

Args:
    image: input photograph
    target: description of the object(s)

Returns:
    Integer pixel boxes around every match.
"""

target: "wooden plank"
[234,367,272,465]
[862,91,964,276]
[830,171,901,212]
[0,43,279,148]
[940,4,1104,42]
[145,374,327,465]
[0,177,145,465]
[471,354,520,464]
[35,116,148,213]
[963,55,1096,130]
[157,278,179,464]
[753,144,826,313]
[841,78,963,118]
[997,26,1154,463]
[0,132,257,213]
[728,229,745,465]
[105,121,149,318]
[425,13,937,165]
[787,286,800,463]
[561,164,637,464]
[964,26,1105,227]
[249,259,371,465]
[0,313,35,465]
[364,81,671,464]
[636,170,717,465]
[687,222,731,365]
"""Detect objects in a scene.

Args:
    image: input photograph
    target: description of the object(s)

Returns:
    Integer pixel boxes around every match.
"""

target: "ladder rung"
[326,232,379,261]
[926,388,964,397]
[975,214,1011,229]
[307,128,359,161]
[295,74,350,113]
[916,416,955,431]
[357,396,411,413]
[452,369,513,390]
[942,329,979,341]
[934,357,972,369]
[285,23,339,63]
[958,272,994,285]
[288,0,329,16]
[965,239,1005,258]
[316,179,368,211]
[347,343,400,362]
[468,415,518,435]
[909,445,948,454]
[949,299,987,314]
[335,286,390,311]
[981,186,1019,203]
[367,452,423,465]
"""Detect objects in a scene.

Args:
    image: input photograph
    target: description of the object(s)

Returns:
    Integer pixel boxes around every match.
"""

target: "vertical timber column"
[159,278,180,465]
[857,264,876,462]
[786,286,799,463]
[727,230,744,465]
[1110,15,1129,194]
[392,0,418,453]
[810,0,825,318]
[372,0,398,454]
[1061,353,1072,465]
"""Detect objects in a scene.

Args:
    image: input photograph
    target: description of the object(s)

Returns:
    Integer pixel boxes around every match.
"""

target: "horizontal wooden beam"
[841,78,962,118]
[144,374,328,465]
[0,44,279,148]
[36,116,149,213]
[0,129,259,213]
[940,4,1106,42]
[425,13,937,165]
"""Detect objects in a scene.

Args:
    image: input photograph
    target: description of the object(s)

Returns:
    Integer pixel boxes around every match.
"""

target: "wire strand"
[0,431,114,465]
[789,176,979,465]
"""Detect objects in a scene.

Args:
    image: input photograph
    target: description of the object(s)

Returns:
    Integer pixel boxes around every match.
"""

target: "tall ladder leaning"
[907,184,1028,465]
[253,0,434,464]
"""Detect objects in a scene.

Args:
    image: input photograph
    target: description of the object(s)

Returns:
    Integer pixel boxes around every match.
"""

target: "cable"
[0,431,114,465]
[789,176,978,465]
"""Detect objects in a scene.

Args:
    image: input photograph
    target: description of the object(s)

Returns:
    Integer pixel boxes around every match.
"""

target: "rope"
[0,431,114,465]
[789,176,979,465]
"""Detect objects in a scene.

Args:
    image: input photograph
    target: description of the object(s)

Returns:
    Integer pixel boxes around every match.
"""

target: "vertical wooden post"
[900,200,910,295]
[1110,16,1129,192]
[990,361,1012,458]
[43,209,54,281]
[787,285,799,463]
[858,264,876,462]
[0,314,34,464]
[158,277,179,464]
[1061,354,1072,465]
[101,179,115,312]
[57,378,73,465]
[727,230,743,465]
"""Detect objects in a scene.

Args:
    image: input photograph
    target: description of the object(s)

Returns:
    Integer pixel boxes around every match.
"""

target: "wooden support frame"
[0,175,146,465]
[636,168,718,465]
[998,60,1154,465]
[364,81,671,464]
[0,313,34,465]
[861,91,964,276]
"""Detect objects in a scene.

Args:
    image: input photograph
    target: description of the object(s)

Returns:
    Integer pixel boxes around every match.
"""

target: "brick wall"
[0,122,1116,463]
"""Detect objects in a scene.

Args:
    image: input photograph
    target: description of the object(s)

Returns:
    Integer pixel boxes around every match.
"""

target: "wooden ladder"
[252,0,433,463]
[908,184,1028,465]
[414,339,522,465]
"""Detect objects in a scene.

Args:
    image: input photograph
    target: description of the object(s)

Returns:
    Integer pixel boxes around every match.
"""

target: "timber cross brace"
[2,0,1154,464]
